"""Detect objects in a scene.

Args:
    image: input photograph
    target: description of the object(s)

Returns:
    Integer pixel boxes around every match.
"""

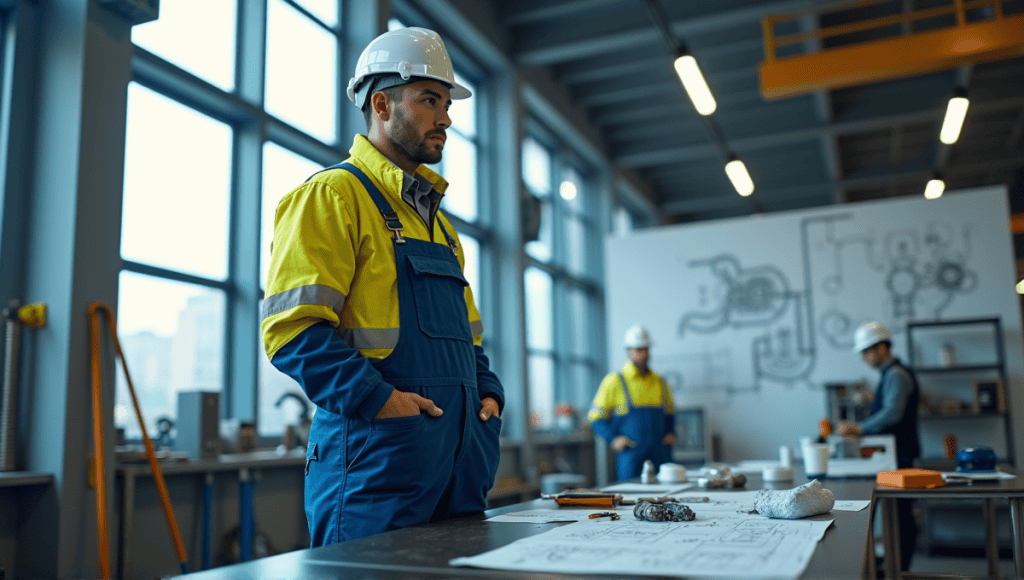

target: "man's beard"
[388,107,444,166]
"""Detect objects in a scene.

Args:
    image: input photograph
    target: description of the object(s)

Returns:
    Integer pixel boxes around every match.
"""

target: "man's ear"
[371,91,390,123]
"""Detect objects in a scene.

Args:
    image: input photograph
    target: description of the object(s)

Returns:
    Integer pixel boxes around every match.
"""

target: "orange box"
[877,468,945,489]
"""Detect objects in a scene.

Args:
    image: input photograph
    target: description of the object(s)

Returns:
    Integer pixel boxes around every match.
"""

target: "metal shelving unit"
[907,317,1012,465]
[906,317,1015,556]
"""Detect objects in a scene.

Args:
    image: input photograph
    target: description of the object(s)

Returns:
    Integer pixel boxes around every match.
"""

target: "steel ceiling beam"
[660,157,1022,216]
[616,96,1024,167]
[502,0,626,26]
[559,41,764,86]
[514,0,858,67]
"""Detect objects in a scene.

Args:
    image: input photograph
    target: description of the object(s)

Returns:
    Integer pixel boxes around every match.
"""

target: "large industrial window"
[265,0,338,144]
[117,82,233,439]
[522,131,604,431]
[121,0,332,440]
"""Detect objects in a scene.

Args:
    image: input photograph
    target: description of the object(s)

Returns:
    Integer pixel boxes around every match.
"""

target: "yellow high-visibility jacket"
[261,135,494,417]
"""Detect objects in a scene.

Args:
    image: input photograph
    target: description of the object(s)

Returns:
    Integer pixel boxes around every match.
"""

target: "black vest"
[870,358,920,468]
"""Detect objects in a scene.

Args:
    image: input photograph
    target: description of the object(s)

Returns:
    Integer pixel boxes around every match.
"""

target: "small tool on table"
[588,511,620,520]
[541,490,623,507]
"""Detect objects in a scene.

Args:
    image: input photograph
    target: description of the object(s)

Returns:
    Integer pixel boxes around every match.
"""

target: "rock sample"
[633,500,696,522]
[754,479,835,519]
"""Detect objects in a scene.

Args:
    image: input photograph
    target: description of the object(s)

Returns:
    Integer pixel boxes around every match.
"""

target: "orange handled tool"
[945,435,957,459]
[89,303,189,576]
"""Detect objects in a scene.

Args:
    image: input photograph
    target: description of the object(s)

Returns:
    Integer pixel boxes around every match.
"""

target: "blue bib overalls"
[303,164,502,545]
[613,372,672,482]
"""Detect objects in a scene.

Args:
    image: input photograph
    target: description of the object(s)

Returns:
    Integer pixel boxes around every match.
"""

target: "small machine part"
[640,460,656,483]
[697,466,747,489]
[633,500,696,522]
[588,511,620,520]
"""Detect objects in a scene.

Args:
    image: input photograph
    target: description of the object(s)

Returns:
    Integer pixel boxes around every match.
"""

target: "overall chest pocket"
[406,254,472,341]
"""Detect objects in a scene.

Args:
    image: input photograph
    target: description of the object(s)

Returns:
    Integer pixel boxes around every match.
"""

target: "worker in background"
[261,28,503,546]
[838,321,920,571]
[589,325,676,482]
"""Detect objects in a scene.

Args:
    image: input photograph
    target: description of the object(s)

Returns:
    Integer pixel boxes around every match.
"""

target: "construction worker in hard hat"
[261,27,503,546]
[838,321,919,571]
[589,325,676,481]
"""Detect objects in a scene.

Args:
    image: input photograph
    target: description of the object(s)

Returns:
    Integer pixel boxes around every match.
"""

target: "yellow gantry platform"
[760,0,1024,100]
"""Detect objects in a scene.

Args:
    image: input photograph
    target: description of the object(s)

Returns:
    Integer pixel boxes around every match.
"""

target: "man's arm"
[474,345,503,420]
[589,375,621,444]
[270,321,394,420]
[262,182,397,420]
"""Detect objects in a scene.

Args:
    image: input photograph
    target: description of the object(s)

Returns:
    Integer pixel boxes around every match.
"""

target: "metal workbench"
[173,472,877,580]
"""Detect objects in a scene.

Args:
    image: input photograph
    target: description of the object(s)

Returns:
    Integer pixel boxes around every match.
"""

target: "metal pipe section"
[239,467,253,562]
[203,472,213,570]
[1,301,22,471]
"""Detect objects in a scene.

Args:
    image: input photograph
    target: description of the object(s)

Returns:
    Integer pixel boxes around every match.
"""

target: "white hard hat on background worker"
[346,27,472,110]
[623,324,652,349]
[852,321,891,353]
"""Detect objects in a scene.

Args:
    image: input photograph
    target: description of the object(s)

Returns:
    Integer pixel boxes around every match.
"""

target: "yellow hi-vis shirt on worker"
[588,362,675,421]
[261,135,484,362]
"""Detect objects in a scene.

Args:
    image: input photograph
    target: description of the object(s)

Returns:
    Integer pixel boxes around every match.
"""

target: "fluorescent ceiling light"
[559,180,577,200]
[924,178,945,199]
[939,93,969,145]
[725,159,754,196]
[673,55,716,116]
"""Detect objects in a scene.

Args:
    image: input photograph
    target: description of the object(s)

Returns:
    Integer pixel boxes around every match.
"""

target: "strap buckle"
[382,210,406,244]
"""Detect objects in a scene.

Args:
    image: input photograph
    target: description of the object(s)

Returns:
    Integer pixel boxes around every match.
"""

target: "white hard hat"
[623,324,652,349]
[347,27,472,110]
[853,322,891,352]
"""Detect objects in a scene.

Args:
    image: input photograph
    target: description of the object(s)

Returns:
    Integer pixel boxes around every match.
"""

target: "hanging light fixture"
[939,87,969,145]
[924,173,945,199]
[674,48,717,116]
[724,156,754,196]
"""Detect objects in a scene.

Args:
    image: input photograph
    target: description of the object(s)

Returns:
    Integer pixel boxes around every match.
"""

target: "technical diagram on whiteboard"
[670,214,977,391]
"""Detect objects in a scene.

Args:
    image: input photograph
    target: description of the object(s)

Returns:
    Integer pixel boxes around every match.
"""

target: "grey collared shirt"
[400,170,441,229]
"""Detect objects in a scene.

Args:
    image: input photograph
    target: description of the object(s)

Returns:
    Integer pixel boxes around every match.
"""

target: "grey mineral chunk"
[754,479,835,519]
[633,500,696,522]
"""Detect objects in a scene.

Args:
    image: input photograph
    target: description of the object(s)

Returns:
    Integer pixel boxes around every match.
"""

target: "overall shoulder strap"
[435,212,458,255]
[618,372,633,409]
[315,163,407,243]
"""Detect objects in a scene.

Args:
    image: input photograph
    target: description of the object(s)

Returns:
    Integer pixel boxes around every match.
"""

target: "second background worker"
[589,325,676,481]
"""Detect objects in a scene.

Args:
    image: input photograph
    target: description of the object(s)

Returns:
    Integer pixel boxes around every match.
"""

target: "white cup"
[779,445,794,468]
[799,435,816,453]
[802,444,829,478]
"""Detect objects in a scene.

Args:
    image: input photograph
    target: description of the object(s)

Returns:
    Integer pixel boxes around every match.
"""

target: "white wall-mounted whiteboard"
[605,186,1023,465]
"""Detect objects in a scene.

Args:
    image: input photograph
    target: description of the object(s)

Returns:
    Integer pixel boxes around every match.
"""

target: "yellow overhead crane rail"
[760,0,1024,99]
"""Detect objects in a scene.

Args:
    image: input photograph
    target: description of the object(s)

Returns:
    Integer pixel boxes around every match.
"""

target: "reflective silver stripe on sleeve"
[337,327,400,350]
[261,284,345,321]
[470,319,484,338]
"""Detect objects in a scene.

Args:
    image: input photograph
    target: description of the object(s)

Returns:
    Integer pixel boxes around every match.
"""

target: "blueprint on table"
[455,509,833,579]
